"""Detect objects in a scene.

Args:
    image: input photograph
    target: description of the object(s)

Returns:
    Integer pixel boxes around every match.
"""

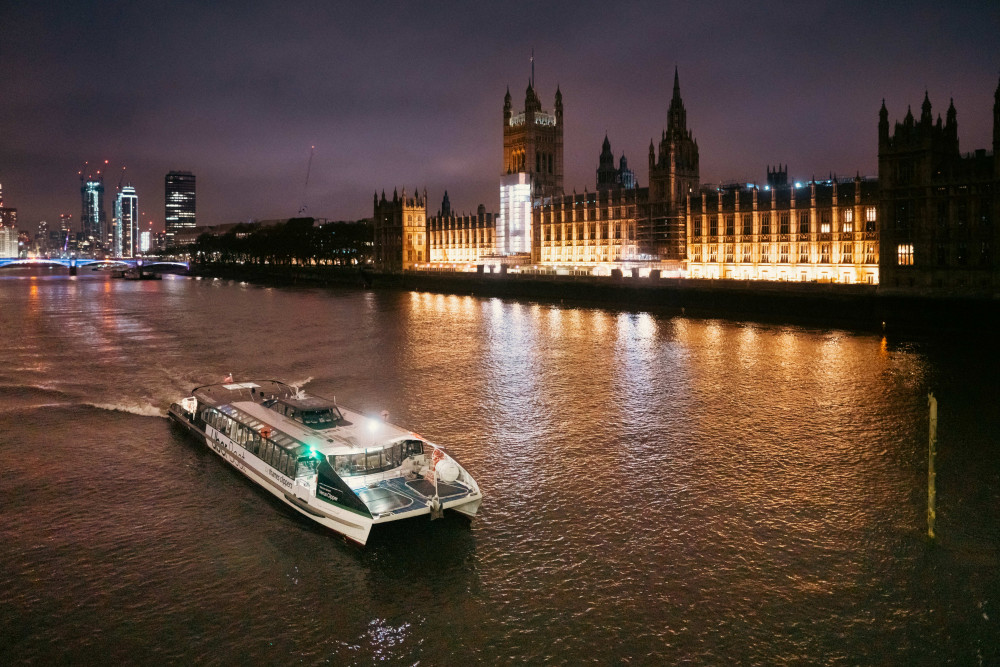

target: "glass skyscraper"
[114,185,138,257]
[81,177,105,249]
[164,171,196,245]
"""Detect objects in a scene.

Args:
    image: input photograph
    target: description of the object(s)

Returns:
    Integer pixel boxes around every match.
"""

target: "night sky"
[2,1,998,231]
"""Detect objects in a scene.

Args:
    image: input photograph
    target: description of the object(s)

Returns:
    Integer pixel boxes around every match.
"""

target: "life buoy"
[260,426,272,439]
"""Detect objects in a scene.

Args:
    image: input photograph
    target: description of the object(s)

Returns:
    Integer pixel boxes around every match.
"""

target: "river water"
[0,269,997,665]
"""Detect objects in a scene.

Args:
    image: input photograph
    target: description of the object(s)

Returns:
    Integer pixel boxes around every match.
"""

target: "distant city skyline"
[1,2,997,228]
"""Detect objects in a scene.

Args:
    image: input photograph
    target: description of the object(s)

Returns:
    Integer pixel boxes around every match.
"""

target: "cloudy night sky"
[2,1,998,230]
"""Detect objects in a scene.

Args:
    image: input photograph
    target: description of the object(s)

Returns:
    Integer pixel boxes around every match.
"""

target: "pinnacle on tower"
[921,90,932,124]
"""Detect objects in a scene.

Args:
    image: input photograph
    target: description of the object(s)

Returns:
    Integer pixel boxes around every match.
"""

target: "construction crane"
[298,145,314,215]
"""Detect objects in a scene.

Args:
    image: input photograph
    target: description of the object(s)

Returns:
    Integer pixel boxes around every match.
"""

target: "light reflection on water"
[0,274,997,664]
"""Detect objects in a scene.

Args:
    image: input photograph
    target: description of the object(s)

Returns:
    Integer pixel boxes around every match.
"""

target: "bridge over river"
[0,257,189,273]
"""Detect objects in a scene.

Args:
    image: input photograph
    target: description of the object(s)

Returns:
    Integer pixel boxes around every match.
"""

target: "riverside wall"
[189,263,1000,336]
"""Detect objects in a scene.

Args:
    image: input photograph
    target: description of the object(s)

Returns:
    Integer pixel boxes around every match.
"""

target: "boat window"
[261,441,274,462]
[331,444,408,477]
[299,408,343,430]
[403,439,424,456]
[296,457,319,478]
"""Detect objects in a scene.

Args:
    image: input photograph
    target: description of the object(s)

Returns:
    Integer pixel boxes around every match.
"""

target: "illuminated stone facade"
[373,188,427,271]
[878,82,1000,293]
[686,174,880,284]
[645,67,699,259]
[499,81,563,255]
[427,193,496,264]
[532,187,639,266]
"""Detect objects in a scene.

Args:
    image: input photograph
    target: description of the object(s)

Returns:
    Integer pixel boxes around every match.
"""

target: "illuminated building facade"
[373,188,427,270]
[532,187,639,266]
[81,176,105,248]
[114,185,138,257]
[878,82,1000,293]
[686,171,880,283]
[427,193,495,264]
[645,67,699,259]
[499,78,563,255]
[165,171,196,245]
[0,228,17,257]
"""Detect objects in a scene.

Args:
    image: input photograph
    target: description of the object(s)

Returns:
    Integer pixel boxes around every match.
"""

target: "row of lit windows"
[542,249,625,262]
[431,230,493,245]
[539,207,636,223]
[691,243,877,265]
[692,207,877,237]
[542,223,627,242]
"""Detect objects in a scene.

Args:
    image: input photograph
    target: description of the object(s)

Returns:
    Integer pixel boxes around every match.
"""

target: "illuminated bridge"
[0,257,189,272]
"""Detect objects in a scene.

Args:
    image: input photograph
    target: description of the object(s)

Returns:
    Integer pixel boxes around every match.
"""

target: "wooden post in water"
[927,392,937,541]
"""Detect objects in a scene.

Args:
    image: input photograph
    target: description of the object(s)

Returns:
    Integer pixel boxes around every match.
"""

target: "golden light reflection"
[590,310,610,336]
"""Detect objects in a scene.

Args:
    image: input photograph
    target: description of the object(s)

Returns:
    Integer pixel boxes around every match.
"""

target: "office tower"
[114,185,138,257]
[165,171,196,245]
[81,174,105,247]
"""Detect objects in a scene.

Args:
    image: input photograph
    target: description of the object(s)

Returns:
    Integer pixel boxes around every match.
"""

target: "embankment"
[189,264,1000,335]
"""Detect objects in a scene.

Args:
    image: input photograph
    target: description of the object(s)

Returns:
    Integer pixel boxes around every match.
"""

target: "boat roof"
[192,380,421,456]
[274,395,334,411]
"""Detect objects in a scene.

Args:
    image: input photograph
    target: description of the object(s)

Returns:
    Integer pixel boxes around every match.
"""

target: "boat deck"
[356,475,473,516]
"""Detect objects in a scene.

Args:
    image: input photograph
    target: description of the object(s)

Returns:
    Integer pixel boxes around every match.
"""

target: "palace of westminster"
[374,67,1000,294]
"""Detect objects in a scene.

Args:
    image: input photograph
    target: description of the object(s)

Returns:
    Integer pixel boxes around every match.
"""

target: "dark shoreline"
[188,263,1000,337]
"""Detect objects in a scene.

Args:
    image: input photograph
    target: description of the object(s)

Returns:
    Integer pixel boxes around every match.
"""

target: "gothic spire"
[667,66,687,134]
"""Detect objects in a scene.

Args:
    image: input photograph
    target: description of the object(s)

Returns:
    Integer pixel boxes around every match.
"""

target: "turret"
[504,86,512,125]
[596,135,617,190]
[946,98,958,145]
[920,91,932,126]
[555,85,563,122]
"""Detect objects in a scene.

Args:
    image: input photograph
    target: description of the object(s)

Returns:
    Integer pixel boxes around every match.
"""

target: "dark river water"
[0,269,997,665]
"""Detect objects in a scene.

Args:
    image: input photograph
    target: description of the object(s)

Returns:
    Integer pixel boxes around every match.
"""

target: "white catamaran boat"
[168,380,482,545]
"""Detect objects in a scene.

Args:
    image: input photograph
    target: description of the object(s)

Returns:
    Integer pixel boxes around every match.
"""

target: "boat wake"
[84,401,168,418]
[289,376,314,390]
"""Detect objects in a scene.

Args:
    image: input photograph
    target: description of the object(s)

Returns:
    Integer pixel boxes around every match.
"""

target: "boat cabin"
[266,395,347,430]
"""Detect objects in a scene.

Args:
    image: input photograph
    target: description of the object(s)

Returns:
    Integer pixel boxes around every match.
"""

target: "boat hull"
[168,402,481,545]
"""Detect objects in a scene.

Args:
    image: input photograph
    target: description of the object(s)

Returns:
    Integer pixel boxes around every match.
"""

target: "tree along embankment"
[190,263,1000,335]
